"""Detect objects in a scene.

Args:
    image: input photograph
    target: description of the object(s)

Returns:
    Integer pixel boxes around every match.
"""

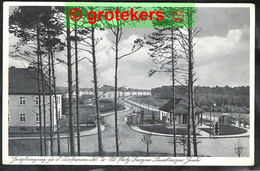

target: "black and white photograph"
[2,2,255,166]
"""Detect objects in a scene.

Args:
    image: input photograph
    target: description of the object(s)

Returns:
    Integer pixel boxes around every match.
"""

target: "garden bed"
[199,125,247,135]
[138,124,200,135]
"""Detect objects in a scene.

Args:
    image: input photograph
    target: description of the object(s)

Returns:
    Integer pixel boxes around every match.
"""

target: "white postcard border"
[2,2,255,166]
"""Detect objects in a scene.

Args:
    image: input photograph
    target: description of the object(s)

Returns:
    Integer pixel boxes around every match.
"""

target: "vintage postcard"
[2,2,255,166]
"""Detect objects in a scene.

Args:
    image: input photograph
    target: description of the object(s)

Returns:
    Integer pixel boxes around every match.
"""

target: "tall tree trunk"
[187,82,191,156]
[74,24,81,156]
[47,27,53,156]
[114,27,120,156]
[187,41,192,156]
[188,8,198,156]
[66,14,75,156]
[91,27,103,156]
[183,142,186,156]
[191,84,198,156]
[36,20,43,156]
[40,53,47,156]
[50,42,61,156]
[187,7,193,157]
[171,28,176,157]
[147,146,149,156]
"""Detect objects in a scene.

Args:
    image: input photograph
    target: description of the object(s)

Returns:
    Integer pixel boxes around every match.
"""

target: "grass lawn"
[199,125,247,135]
[63,98,125,125]
[138,125,200,135]
[58,125,96,133]
[9,139,41,156]
[9,126,96,137]
[99,99,125,113]
[9,132,50,137]
[131,107,160,121]
[64,98,125,115]
[129,96,169,108]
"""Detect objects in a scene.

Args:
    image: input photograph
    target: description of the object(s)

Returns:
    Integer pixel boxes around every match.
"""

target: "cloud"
[194,25,250,87]
[8,23,250,89]
[226,29,241,43]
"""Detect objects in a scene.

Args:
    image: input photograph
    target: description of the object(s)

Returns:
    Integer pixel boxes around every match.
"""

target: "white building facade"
[9,67,63,132]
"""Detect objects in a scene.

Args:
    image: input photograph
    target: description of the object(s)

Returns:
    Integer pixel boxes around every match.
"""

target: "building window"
[19,97,25,105]
[19,114,26,122]
[8,114,10,122]
[57,96,60,104]
[34,96,39,106]
[54,96,60,104]
[35,113,40,122]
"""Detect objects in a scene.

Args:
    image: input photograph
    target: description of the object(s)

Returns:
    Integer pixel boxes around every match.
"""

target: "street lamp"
[231,109,234,124]
[209,102,216,137]
[239,112,241,131]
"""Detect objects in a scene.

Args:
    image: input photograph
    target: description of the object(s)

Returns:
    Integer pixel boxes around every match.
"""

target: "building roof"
[159,98,182,112]
[159,98,203,115]
[80,88,94,91]
[99,85,114,91]
[9,67,62,95]
[57,86,68,94]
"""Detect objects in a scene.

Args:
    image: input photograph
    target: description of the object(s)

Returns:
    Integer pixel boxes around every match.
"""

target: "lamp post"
[231,109,234,124]
[209,102,216,137]
[239,112,241,131]
[147,100,150,112]
[209,104,212,138]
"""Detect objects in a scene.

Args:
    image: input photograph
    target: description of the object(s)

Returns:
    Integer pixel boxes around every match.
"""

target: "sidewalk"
[124,117,250,139]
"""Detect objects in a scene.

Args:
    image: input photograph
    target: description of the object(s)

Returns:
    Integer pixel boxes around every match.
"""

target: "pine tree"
[103,7,144,156]
[177,7,200,156]
[147,7,181,157]
[72,7,105,155]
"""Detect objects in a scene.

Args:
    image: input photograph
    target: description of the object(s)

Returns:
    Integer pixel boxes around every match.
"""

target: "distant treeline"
[151,86,249,113]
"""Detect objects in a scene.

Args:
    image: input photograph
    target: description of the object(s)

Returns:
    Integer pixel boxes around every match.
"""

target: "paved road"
[57,99,182,156]
[54,97,250,157]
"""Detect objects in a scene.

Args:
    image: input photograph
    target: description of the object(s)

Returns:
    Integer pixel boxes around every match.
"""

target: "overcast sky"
[8,7,251,89]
